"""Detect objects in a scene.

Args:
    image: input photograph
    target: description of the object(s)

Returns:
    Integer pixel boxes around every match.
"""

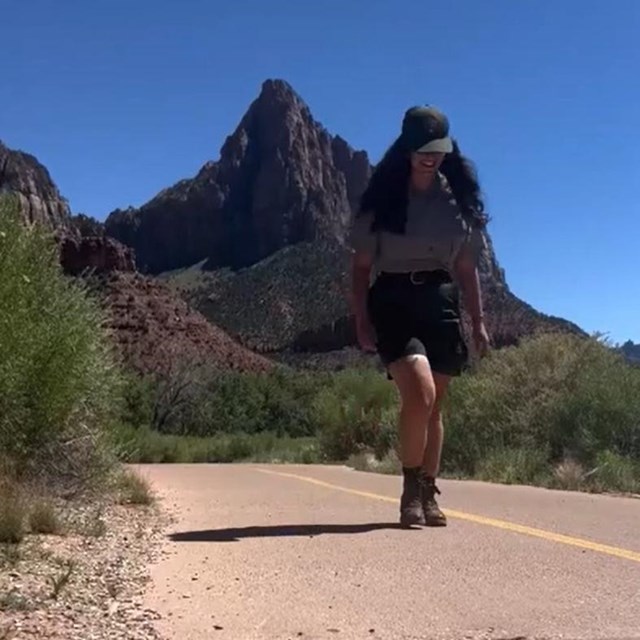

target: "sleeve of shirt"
[349,211,377,256]
[465,224,487,264]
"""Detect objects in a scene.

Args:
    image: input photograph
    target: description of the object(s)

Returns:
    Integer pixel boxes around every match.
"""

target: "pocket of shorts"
[367,279,394,318]
[437,283,462,322]
[443,321,468,361]
[439,282,460,306]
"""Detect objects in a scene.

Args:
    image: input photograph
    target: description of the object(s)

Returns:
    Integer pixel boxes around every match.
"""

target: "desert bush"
[0,195,121,489]
[314,368,399,461]
[313,333,639,493]
[442,333,640,482]
[121,364,327,439]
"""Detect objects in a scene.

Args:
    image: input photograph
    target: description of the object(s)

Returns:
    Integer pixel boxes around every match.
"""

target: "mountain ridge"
[105,79,372,273]
[2,79,593,361]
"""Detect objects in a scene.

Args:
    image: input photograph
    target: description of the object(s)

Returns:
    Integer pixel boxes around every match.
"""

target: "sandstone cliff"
[105,80,371,273]
[0,141,70,228]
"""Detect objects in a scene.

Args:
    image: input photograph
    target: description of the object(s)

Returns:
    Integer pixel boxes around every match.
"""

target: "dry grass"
[348,450,402,476]
[0,480,26,545]
[552,459,586,491]
[29,499,62,535]
[47,558,75,600]
[115,470,154,506]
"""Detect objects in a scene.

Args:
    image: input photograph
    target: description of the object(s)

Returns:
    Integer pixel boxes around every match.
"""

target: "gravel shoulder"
[0,493,169,640]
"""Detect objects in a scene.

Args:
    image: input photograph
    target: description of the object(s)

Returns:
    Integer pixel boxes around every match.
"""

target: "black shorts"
[367,270,469,377]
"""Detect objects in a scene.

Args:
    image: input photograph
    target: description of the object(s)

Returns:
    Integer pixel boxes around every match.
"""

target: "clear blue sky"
[2,0,639,342]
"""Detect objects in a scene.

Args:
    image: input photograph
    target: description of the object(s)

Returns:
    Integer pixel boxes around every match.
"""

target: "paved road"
[138,464,640,640]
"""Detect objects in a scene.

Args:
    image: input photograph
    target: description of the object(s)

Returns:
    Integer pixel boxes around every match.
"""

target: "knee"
[402,379,436,415]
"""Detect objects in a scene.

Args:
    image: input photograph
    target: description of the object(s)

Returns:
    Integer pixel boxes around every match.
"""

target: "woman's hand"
[472,320,490,357]
[356,315,377,353]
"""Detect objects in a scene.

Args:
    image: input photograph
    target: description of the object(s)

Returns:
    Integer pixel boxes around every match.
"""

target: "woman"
[350,105,490,528]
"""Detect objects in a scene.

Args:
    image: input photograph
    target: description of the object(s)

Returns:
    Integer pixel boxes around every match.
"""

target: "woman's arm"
[454,242,490,355]
[350,250,376,352]
[351,250,372,320]
[454,242,484,326]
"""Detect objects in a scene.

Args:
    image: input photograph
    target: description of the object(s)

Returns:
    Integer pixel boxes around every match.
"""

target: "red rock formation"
[0,140,70,228]
[105,79,372,273]
[99,272,272,375]
[59,235,136,276]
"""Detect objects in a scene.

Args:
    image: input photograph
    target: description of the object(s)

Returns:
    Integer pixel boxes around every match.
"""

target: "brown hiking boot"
[420,474,447,527]
[400,467,426,528]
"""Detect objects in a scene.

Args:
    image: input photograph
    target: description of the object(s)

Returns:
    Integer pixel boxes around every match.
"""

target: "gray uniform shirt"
[350,173,486,274]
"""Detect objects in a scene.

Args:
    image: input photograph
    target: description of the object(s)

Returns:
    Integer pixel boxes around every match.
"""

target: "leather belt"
[377,270,452,286]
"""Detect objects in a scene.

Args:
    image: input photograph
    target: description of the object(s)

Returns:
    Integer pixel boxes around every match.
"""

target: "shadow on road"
[169,522,404,542]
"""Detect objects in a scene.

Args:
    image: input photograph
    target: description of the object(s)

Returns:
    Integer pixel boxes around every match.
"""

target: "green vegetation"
[442,333,640,491]
[0,196,120,489]
[161,241,351,352]
[113,326,639,494]
[0,195,132,552]
[113,426,322,464]
[313,369,398,461]
[1,193,638,505]
[114,470,154,506]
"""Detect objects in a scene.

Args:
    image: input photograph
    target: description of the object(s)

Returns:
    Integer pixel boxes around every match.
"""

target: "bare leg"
[387,355,436,468]
[421,372,451,477]
[419,371,451,527]
[387,355,436,527]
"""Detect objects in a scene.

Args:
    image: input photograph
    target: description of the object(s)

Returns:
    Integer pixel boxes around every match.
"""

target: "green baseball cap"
[401,105,453,153]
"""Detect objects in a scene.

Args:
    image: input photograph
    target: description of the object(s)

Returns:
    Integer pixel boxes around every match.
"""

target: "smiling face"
[409,151,445,185]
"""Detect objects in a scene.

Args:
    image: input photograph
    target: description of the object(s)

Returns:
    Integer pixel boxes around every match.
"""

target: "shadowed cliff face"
[105,80,372,273]
[0,141,71,228]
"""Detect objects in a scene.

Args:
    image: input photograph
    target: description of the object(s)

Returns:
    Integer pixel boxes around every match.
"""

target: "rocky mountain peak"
[0,140,70,228]
[105,79,371,273]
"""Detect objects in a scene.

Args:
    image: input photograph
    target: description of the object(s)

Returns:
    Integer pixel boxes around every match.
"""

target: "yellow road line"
[258,468,640,564]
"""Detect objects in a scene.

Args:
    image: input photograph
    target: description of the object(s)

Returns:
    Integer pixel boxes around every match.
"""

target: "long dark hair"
[359,136,488,233]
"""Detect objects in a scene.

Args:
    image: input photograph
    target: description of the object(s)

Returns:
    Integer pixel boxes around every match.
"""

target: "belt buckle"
[409,271,426,285]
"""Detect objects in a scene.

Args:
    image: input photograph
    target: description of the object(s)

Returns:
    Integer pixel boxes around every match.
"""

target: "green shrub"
[590,451,639,494]
[0,196,121,487]
[305,333,639,495]
[314,369,399,460]
[120,365,328,439]
[442,333,640,480]
[119,371,154,430]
